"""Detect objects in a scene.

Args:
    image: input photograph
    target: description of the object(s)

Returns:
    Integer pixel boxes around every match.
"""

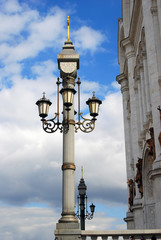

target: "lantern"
[90,203,95,214]
[86,92,102,118]
[36,93,52,120]
[60,87,76,110]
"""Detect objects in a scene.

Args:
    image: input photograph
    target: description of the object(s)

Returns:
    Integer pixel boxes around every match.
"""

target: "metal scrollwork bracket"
[42,113,63,133]
[75,113,95,133]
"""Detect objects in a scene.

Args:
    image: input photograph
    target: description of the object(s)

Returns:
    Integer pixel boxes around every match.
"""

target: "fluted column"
[117,73,132,180]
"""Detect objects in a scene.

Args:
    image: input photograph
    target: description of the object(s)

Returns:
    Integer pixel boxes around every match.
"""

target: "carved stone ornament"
[135,158,143,197]
[127,179,135,212]
[60,62,77,74]
[147,127,156,162]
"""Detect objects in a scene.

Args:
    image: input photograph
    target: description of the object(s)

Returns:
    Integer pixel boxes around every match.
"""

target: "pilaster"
[142,0,161,167]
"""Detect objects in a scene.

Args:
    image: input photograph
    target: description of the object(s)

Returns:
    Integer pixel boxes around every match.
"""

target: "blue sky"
[0,0,128,239]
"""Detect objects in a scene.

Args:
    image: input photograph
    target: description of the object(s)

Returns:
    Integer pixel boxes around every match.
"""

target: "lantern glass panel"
[63,89,74,107]
[38,101,50,118]
[63,90,74,107]
[89,101,100,117]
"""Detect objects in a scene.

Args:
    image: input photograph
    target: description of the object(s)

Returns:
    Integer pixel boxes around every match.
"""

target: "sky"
[0,0,127,239]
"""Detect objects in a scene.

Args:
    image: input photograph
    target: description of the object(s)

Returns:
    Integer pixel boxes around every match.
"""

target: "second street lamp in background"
[76,167,95,230]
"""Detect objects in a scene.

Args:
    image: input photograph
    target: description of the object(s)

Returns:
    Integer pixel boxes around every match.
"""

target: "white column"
[117,74,133,180]
[142,51,151,116]
[139,63,147,125]
[60,78,78,223]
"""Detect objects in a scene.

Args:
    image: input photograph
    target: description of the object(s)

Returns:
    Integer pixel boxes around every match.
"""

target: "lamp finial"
[67,16,70,41]
[81,166,83,179]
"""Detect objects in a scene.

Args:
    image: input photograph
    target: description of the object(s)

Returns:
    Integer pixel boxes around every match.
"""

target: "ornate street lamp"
[36,78,102,133]
[76,167,95,230]
[36,16,101,236]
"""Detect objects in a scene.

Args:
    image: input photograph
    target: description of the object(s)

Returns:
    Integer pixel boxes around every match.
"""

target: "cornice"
[116,73,127,85]
[116,73,129,94]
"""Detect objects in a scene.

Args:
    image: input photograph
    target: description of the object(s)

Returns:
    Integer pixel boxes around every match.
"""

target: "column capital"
[116,73,129,93]
[121,37,135,59]
[116,72,127,84]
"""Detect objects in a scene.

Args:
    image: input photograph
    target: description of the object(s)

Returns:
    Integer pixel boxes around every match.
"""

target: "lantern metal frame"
[36,77,102,134]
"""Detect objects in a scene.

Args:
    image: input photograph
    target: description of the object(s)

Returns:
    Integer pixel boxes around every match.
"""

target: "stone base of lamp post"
[55,222,81,240]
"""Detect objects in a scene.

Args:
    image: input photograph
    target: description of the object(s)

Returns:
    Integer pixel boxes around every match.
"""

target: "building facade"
[117,0,161,229]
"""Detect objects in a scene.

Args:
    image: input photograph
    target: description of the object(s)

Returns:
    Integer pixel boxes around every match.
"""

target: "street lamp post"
[76,167,95,230]
[36,17,102,239]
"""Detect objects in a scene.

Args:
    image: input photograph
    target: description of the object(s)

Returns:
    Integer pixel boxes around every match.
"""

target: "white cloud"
[0,0,127,237]
[75,92,126,202]
[85,211,126,230]
[0,205,59,240]
[0,205,126,239]
[72,26,106,54]
[111,81,121,90]
[0,0,22,13]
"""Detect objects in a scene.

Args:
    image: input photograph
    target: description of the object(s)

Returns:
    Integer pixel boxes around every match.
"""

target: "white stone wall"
[117,0,161,229]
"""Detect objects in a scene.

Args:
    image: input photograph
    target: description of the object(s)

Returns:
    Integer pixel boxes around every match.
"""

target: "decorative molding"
[121,37,135,59]
[149,168,161,179]
[62,163,76,171]
[61,211,75,216]
[116,73,127,84]
[121,37,132,48]
[60,62,77,74]
[116,73,129,93]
